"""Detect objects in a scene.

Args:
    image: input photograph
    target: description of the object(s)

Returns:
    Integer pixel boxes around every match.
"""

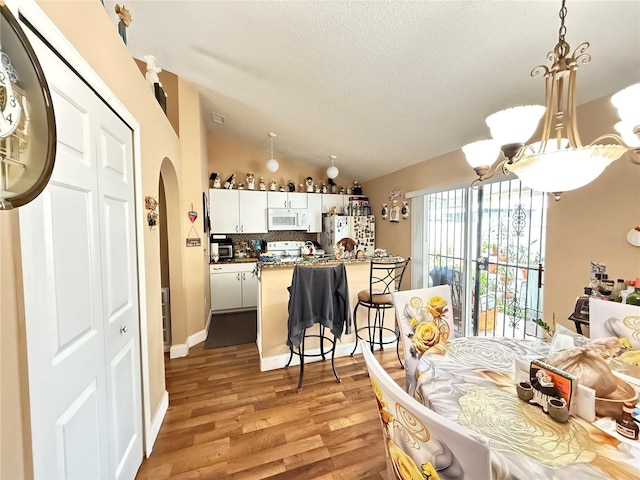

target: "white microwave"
[268,208,308,231]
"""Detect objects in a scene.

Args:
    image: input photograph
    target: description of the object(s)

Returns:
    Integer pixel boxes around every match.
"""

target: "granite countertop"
[258,255,405,269]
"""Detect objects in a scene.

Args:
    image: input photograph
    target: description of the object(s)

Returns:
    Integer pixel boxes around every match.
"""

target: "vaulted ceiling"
[105,1,640,181]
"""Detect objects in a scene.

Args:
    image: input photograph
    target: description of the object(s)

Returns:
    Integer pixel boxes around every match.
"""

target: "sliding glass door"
[419,179,547,339]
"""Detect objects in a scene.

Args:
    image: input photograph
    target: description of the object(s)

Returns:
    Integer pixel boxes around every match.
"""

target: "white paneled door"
[19,31,142,479]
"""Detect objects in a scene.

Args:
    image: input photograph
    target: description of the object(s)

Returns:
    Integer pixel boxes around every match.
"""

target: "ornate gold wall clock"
[0,2,56,210]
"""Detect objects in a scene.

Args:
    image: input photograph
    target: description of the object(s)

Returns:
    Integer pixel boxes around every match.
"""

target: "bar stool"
[286,263,351,391]
[350,257,410,366]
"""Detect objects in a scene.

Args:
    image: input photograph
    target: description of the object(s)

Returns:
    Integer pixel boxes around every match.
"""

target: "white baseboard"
[259,337,397,372]
[145,390,168,457]
[169,328,208,358]
[169,343,187,358]
[189,328,207,347]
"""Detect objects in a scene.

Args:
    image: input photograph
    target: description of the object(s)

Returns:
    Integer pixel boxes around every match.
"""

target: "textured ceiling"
[104,1,640,182]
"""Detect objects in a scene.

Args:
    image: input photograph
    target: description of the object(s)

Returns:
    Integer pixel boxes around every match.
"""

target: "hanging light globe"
[326,155,339,179]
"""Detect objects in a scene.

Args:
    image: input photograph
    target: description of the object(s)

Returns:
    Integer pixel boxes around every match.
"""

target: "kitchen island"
[256,256,403,371]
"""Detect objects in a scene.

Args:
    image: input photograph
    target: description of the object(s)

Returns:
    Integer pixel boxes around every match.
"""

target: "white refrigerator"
[321,215,376,254]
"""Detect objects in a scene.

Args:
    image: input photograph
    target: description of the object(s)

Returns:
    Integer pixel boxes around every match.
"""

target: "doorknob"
[120,325,128,334]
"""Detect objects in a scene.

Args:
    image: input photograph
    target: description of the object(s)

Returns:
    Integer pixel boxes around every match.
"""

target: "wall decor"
[381,203,389,220]
[0,4,57,210]
[144,195,158,229]
[401,201,410,219]
[389,200,400,223]
[186,203,201,247]
[388,187,403,201]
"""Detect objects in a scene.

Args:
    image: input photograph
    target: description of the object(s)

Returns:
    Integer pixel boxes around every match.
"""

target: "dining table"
[413,336,640,480]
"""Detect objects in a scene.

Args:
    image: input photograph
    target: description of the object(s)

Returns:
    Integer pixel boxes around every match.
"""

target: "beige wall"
[207,133,351,191]
[0,0,210,474]
[363,95,640,332]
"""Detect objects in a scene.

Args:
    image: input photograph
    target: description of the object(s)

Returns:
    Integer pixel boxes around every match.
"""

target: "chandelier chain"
[558,0,567,44]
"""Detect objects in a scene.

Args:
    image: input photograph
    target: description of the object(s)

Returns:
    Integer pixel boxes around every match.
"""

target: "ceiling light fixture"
[462,0,639,200]
[326,155,339,179]
[265,132,279,173]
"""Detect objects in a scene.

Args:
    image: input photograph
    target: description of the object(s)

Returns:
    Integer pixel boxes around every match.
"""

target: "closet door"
[20,31,142,479]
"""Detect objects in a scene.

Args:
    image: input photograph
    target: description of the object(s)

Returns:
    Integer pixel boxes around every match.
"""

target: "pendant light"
[326,155,339,179]
[265,132,279,173]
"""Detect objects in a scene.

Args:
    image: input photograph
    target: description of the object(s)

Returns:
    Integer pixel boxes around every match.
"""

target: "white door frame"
[11,0,160,456]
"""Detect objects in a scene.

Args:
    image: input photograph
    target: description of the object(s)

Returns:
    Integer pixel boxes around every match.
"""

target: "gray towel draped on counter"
[286,263,352,348]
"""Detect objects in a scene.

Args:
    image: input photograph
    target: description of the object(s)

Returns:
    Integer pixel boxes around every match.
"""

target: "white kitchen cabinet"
[306,193,323,233]
[321,193,346,214]
[267,191,307,209]
[210,189,267,233]
[210,263,258,311]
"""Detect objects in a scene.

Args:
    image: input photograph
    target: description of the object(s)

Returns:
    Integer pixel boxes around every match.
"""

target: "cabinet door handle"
[242,272,246,280]
[211,267,223,270]
[237,273,241,281]
[241,225,244,232]
[284,200,287,208]
[235,225,239,232]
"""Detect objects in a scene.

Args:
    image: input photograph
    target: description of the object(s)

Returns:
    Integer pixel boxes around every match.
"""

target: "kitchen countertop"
[258,255,405,268]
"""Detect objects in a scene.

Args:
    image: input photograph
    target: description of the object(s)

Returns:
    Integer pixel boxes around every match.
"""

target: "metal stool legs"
[286,324,340,392]
[350,301,403,368]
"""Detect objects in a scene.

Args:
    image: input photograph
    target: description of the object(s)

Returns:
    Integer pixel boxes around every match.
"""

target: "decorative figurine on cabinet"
[209,172,221,189]
[259,177,266,191]
[340,187,345,194]
[287,180,296,192]
[279,185,285,192]
[381,203,389,220]
[246,172,255,190]
[299,184,304,193]
[329,178,338,194]
[321,184,327,194]
[314,184,321,194]
[306,176,314,193]
[346,187,352,195]
[115,4,132,45]
[223,173,235,189]
[269,179,277,191]
[237,182,245,190]
[401,201,410,219]
[352,181,363,195]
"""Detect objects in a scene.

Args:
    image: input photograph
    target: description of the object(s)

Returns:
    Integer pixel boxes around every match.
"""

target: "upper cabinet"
[267,191,307,209]
[210,189,267,233]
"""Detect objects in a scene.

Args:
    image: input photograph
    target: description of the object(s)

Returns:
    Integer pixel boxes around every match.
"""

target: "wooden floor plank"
[136,342,405,479]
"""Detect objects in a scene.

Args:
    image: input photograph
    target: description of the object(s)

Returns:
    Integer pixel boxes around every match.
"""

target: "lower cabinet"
[210,262,258,311]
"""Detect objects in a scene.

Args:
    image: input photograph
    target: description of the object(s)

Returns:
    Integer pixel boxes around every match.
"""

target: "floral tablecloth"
[414,336,640,480]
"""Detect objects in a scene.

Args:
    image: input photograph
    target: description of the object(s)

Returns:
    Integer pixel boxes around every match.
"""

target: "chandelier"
[462,0,640,200]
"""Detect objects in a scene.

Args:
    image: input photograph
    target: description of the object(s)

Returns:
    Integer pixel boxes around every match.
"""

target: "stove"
[266,241,305,259]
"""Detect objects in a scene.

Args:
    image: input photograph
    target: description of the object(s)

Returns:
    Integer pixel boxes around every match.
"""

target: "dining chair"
[392,285,453,394]
[360,340,492,480]
[350,257,411,366]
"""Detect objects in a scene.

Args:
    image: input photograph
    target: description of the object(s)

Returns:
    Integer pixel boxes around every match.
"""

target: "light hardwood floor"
[136,342,405,480]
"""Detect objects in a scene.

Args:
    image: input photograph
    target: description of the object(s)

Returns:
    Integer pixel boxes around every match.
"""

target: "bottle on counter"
[626,278,640,306]
[621,280,636,304]
[616,402,639,440]
[590,273,603,298]
[611,278,627,303]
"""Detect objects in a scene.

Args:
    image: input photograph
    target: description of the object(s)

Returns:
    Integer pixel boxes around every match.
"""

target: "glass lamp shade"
[266,158,279,173]
[485,105,546,146]
[611,83,640,125]
[326,165,339,179]
[615,121,640,148]
[461,139,501,168]
[508,144,627,193]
